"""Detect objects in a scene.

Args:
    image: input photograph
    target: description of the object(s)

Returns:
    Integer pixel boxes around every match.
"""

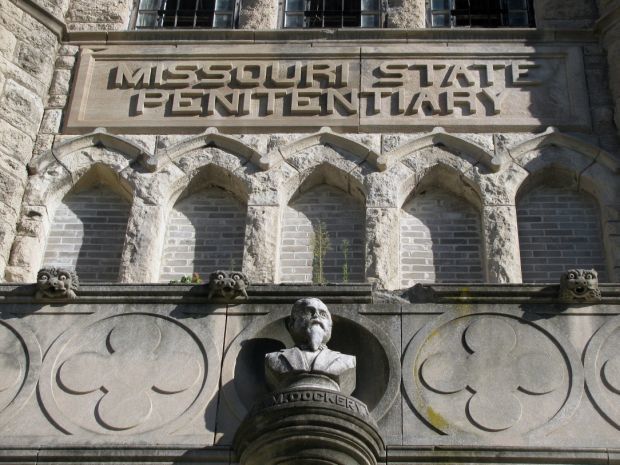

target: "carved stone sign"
[253,388,371,417]
[65,44,590,133]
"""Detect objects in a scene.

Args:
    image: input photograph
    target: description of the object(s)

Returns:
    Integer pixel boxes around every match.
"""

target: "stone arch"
[516,166,609,283]
[42,164,132,282]
[279,164,367,284]
[378,128,501,173]
[508,128,620,175]
[27,128,156,176]
[399,164,485,286]
[159,164,249,282]
[281,161,368,208]
[6,141,139,283]
[266,128,381,172]
[158,131,266,172]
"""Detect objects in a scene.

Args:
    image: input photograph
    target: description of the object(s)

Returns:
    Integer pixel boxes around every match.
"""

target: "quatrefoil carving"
[602,347,620,395]
[58,319,201,430]
[0,329,22,395]
[420,318,564,432]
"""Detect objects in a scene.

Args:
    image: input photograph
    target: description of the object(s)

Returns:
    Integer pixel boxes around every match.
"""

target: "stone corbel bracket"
[27,128,157,175]
[158,128,267,171]
[261,127,381,171]
[377,127,502,172]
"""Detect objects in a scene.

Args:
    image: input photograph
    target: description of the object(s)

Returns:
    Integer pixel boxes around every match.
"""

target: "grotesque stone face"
[35,267,79,300]
[287,297,333,351]
[207,270,249,300]
[560,269,601,303]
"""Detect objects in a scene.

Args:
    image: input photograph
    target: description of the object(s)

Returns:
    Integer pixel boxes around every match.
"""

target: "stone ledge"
[0,283,373,304]
[64,28,598,45]
[1,283,619,304]
[386,446,611,464]
[0,446,614,464]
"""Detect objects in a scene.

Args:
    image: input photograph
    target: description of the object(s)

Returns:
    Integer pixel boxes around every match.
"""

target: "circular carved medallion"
[39,313,216,435]
[403,310,583,438]
[584,315,620,429]
[0,320,41,428]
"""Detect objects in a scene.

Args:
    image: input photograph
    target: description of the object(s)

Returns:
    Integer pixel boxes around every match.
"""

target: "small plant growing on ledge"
[341,239,350,284]
[311,220,330,285]
[169,272,202,284]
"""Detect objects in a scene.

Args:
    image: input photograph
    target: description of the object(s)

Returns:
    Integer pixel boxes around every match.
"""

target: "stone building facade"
[0,0,620,463]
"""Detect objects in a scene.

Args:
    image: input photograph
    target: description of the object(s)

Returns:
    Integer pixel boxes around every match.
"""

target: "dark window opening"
[136,0,238,28]
[430,0,534,28]
[283,0,385,28]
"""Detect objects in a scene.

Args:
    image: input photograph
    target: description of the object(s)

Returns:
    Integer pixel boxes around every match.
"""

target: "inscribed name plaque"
[65,44,590,133]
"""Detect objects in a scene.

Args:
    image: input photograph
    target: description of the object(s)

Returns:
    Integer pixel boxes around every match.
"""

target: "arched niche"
[399,165,484,286]
[159,166,248,282]
[43,165,132,282]
[279,165,366,284]
[516,167,608,282]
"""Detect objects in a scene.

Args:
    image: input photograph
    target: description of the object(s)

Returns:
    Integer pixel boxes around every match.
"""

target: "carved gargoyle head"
[559,269,601,303]
[35,267,79,300]
[207,270,249,300]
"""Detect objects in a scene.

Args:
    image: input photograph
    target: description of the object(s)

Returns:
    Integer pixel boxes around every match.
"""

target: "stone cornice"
[1,283,620,305]
[10,0,66,40]
[0,283,374,304]
[64,27,597,45]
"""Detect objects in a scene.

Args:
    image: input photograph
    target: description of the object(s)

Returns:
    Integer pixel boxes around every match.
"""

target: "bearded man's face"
[289,299,333,351]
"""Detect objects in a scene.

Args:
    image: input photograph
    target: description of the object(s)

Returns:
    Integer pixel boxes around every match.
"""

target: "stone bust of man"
[265,297,356,395]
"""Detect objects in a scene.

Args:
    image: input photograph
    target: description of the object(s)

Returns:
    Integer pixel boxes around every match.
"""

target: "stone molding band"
[10,0,66,40]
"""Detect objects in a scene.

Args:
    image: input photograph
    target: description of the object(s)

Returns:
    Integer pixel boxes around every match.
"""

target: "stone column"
[4,206,51,283]
[365,207,400,290]
[234,389,385,465]
[481,205,523,283]
[242,205,281,283]
[118,201,166,283]
[601,204,620,282]
[597,0,620,134]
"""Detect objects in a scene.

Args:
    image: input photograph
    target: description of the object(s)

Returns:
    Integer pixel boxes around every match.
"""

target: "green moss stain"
[426,406,449,431]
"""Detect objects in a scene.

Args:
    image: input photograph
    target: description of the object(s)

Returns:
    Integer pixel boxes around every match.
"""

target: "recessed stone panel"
[65,44,590,133]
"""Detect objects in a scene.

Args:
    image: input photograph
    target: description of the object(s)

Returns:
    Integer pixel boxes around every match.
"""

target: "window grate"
[284,0,386,28]
[136,0,238,29]
[430,0,535,28]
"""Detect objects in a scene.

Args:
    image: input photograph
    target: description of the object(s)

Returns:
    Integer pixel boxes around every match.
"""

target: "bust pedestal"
[234,388,385,465]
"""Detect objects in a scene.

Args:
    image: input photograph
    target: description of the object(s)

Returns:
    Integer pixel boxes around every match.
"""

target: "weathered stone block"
[239,0,278,29]
[54,54,75,70]
[14,41,55,82]
[65,0,130,24]
[0,26,16,61]
[39,110,63,134]
[0,156,26,214]
[46,94,67,108]
[49,69,72,96]
[387,0,425,28]
[0,79,44,136]
[0,55,49,97]
[0,119,34,163]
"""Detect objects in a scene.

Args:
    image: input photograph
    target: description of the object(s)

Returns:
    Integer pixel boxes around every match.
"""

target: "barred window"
[283,0,385,28]
[430,0,534,28]
[136,0,238,28]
